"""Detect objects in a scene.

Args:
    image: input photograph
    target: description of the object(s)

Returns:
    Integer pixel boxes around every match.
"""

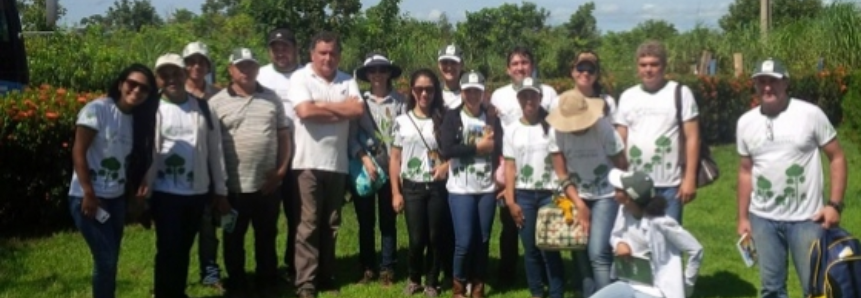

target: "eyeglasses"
[368,67,390,74]
[766,118,774,141]
[125,79,151,93]
[575,63,597,75]
[412,86,435,95]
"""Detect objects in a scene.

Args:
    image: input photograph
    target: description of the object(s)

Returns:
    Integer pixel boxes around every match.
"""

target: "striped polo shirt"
[209,84,291,193]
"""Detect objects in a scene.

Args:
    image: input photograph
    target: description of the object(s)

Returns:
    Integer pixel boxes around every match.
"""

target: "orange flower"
[77,96,88,104]
[39,84,50,90]
[62,142,69,148]
[39,93,49,102]
[56,88,67,96]
[45,111,59,120]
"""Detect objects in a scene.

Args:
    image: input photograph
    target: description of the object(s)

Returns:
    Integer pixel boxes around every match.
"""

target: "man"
[180,40,225,292]
[438,44,464,109]
[148,53,230,298]
[614,40,699,224]
[736,58,845,298]
[256,27,302,283]
[287,31,364,298]
[488,46,558,285]
[182,41,221,100]
[208,48,292,296]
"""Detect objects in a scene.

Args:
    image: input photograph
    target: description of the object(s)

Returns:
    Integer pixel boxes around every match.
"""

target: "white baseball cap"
[155,53,185,71]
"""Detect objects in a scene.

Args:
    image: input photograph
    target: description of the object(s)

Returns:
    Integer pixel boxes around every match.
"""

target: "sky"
[63,0,856,32]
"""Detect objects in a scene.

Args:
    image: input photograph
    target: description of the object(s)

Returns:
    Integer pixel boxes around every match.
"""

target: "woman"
[391,69,453,297]
[182,41,221,100]
[349,52,406,286]
[68,63,160,298]
[440,70,499,298]
[567,51,615,119]
[591,169,704,298]
[502,77,565,298]
[545,90,626,295]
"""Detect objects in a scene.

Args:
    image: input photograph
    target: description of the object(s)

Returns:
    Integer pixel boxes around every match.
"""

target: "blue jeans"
[515,190,565,298]
[591,281,662,298]
[574,198,619,296]
[750,213,823,298]
[657,187,682,224]
[352,182,397,272]
[69,195,126,298]
[448,193,496,282]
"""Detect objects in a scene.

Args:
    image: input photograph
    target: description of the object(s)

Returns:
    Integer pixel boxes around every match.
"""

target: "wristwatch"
[827,201,844,214]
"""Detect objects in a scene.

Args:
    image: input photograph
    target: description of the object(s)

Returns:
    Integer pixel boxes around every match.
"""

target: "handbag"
[349,100,390,197]
[535,192,588,251]
[674,83,720,188]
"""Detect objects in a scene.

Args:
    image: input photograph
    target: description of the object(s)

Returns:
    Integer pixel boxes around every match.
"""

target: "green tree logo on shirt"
[582,164,610,194]
[160,154,188,185]
[404,157,423,180]
[755,176,775,201]
[780,164,806,205]
[629,146,644,170]
[519,164,535,185]
[94,157,123,184]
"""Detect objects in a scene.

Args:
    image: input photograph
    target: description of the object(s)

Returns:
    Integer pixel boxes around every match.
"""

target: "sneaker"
[403,281,422,295]
[359,269,375,284]
[379,269,394,287]
[423,286,440,297]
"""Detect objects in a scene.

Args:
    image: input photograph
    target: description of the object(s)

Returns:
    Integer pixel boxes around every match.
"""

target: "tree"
[242,0,362,58]
[16,0,67,31]
[201,0,243,16]
[719,0,823,32]
[168,8,196,23]
[563,1,599,49]
[630,19,678,41]
[351,0,401,57]
[83,0,164,30]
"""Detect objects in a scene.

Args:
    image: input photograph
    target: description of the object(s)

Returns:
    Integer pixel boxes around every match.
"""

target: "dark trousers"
[151,191,207,298]
[498,192,520,281]
[281,171,299,274]
[223,191,280,288]
[353,181,397,272]
[294,169,347,292]
[402,180,453,287]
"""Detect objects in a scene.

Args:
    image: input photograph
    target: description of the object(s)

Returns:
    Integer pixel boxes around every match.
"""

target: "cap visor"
[461,83,484,91]
[155,62,183,72]
[438,55,462,63]
[751,72,784,79]
[232,58,258,65]
[607,168,626,189]
[516,86,542,95]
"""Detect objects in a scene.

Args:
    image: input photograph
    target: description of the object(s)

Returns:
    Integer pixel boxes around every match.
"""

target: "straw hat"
[546,89,605,132]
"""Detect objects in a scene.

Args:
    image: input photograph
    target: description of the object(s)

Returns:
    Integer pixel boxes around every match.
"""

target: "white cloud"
[427,9,443,21]
[549,7,574,24]
[599,4,621,14]
[642,3,657,12]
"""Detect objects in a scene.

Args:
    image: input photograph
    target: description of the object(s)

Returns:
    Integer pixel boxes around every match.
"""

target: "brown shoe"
[469,279,484,298]
[452,279,467,298]
[380,269,394,287]
[359,269,375,284]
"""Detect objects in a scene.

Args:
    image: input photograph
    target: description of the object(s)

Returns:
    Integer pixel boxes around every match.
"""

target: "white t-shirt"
[737,99,837,221]
[288,66,362,174]
[614,81,699,187]
[502,120,555,190]
[392,111,439,183]
[490,83,559,127]
[549,118,624,199]
[447,110,494,194]
[153,99,200,195]
[258,63,300,122]
[443,89,462,109]
[68,98,133,198]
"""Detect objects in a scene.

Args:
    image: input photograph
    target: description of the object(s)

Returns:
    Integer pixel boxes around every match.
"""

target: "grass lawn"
[1,132,860,298]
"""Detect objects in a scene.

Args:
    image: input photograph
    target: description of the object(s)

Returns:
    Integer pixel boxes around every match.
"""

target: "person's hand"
[737,217,751,237]
[213,195,231,216]
[812,205,841,229]
[508,203,525,228]
[615,242,633,259]
[392,193,405,214]
[81,192,99,219]
[476,134,494,154]
[135,180,150,202]
[678,179,697,204]
[432,162,448,180]
[261,170,283,195]
[362,155,378,182]
[575,200,591,237]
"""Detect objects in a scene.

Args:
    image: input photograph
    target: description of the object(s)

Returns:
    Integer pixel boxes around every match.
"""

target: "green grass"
[2,132,860,298]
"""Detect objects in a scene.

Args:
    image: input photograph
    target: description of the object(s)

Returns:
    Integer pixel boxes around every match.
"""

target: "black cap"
[268,28,296,46]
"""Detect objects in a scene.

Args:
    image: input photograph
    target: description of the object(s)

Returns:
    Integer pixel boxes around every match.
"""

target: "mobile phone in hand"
[95,207,110,223]
[221,209,238,233]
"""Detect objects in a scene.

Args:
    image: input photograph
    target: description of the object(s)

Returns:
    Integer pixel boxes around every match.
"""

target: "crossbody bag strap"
[406,112,434,152]
[675,83,687,162]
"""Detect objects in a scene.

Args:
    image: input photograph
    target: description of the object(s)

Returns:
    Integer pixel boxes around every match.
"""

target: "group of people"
[66,26,847,298]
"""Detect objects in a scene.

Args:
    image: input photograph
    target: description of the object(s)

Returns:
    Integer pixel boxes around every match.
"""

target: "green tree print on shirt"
[186,171,194,186]
[95,157,123,184]
[782,164,806,204]
[519,164,535,185]
[404,157,423,180]
[629,146,644,170]
[582,164,611,194]
[755,176,775,201]
[162,154,187,185]
[535,155,553,189]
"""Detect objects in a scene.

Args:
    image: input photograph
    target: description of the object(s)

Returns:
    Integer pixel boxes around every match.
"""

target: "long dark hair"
[107,63,159,197]
[572,50,605,96]
[408,69,445,145]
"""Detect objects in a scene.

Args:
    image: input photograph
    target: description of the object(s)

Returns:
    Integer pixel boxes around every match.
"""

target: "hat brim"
[546,98,605,132]
[231,58,259,65]
[155,62,184,72]
[461,83,484,91]
[516,86,542,95]
[751,72,787,79]
[356,62,402,82]
[438,55,462,63]
[183,52,212,66]
[607,168,625,189]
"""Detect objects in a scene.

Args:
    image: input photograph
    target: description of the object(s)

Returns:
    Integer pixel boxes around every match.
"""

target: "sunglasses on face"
[368,67,390,74]
[575,63,597,75]
[125,79,151,93]
[412,86,435,95]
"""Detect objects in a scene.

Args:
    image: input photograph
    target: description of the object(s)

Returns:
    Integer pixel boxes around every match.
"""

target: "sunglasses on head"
[575,63,597,75]
[125,79,151,93]
[412,86,434,95]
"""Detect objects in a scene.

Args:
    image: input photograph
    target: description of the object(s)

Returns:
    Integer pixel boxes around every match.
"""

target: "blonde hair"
[636,40,667,65]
